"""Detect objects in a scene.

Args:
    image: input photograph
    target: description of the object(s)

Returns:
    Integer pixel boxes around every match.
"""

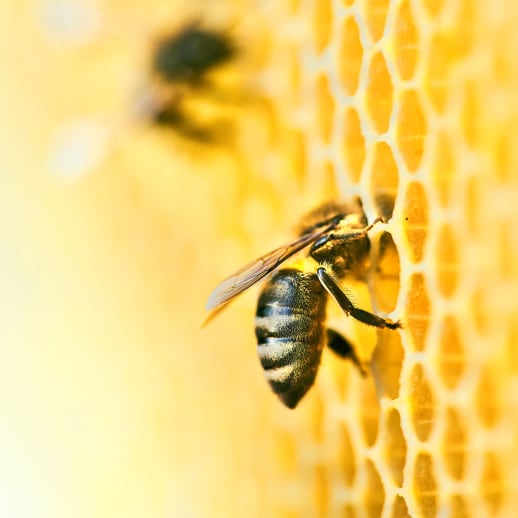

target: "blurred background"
[0,1,288,516]
[2,0,518,517]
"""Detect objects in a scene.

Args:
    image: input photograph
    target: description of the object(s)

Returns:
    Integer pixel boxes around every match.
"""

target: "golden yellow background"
[2,0,518,517]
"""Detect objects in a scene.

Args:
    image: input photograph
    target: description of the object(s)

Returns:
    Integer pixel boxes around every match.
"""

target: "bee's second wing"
[205,225,333,311]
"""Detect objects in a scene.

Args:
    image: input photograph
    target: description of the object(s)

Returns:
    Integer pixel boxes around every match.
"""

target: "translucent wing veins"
[205,221,337,310]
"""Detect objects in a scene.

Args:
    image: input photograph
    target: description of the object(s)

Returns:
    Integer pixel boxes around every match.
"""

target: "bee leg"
[316,267,402,330]
[327,329,367,376]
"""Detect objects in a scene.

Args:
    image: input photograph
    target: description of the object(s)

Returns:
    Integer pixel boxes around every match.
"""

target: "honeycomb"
[2,0,518,517]
[258,0,518,516]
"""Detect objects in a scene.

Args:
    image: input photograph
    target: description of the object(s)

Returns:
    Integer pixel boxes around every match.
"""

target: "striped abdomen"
[255,269,327,408]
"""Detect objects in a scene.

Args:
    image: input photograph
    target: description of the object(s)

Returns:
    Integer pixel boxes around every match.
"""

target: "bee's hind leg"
[317,267,401,330]
[326,329,368,376]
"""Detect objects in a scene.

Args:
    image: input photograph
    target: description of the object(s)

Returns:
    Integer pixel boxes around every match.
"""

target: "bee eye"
[332,214,344,226]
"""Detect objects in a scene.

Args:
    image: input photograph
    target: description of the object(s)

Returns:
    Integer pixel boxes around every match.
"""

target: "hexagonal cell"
[288,44,301,101]
[451,0,474,58]
[404,273,431,352]
[461,80,479,149]
[390,496,410,518]
[383,408,407,487]
[314,465,328,518]
[394,0,419,80]
[251,95,278,151]
[318,160,341,200]
[432,131,454,208]
[363,460,385,518]
[371,328,404,399]
[250,24,273,71]
[370,231,400,313]
[476,366,500,428]
[495,129,511,182]
[471,283,488,336]
[413,453,437,518]
[422,0,444,17]
[316,74,335,143]
[498,222,512,279]
[287,129,307,186]
[313,0,332,54]
[396,91,427,172]
[274,430,297,475]
[409,364,435,441]
[339,422,356,486]
[448,495,469,518]
[438,315,465,389]
[360,379,380,447]
[370,142,399,221]
[366,52,393,134]
[338,16,363,96]
[310,391,325,442]
[403,182,428,263]
[506,322,518,374]
[329,353,352,402]
[435,223,459,298]
[442,407,467,480]
[342,106,366,183]
[480,452,503,515]
[465,175,480,236]
[425,33,451,113]
[365,0,390,42]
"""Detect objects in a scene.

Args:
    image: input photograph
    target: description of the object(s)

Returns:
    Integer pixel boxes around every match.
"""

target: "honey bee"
[206,199,401,409]
[152,23,235,85]
[147,22,235,141]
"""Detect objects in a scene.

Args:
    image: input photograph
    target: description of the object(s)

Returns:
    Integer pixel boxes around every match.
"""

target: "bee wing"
[205,224,334,311]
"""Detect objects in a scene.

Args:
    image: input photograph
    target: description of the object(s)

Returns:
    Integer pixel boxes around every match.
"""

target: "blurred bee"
[206,199,401,409]
[48,21,238,179]
[152,23,235,84]
[145,22,236,141]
